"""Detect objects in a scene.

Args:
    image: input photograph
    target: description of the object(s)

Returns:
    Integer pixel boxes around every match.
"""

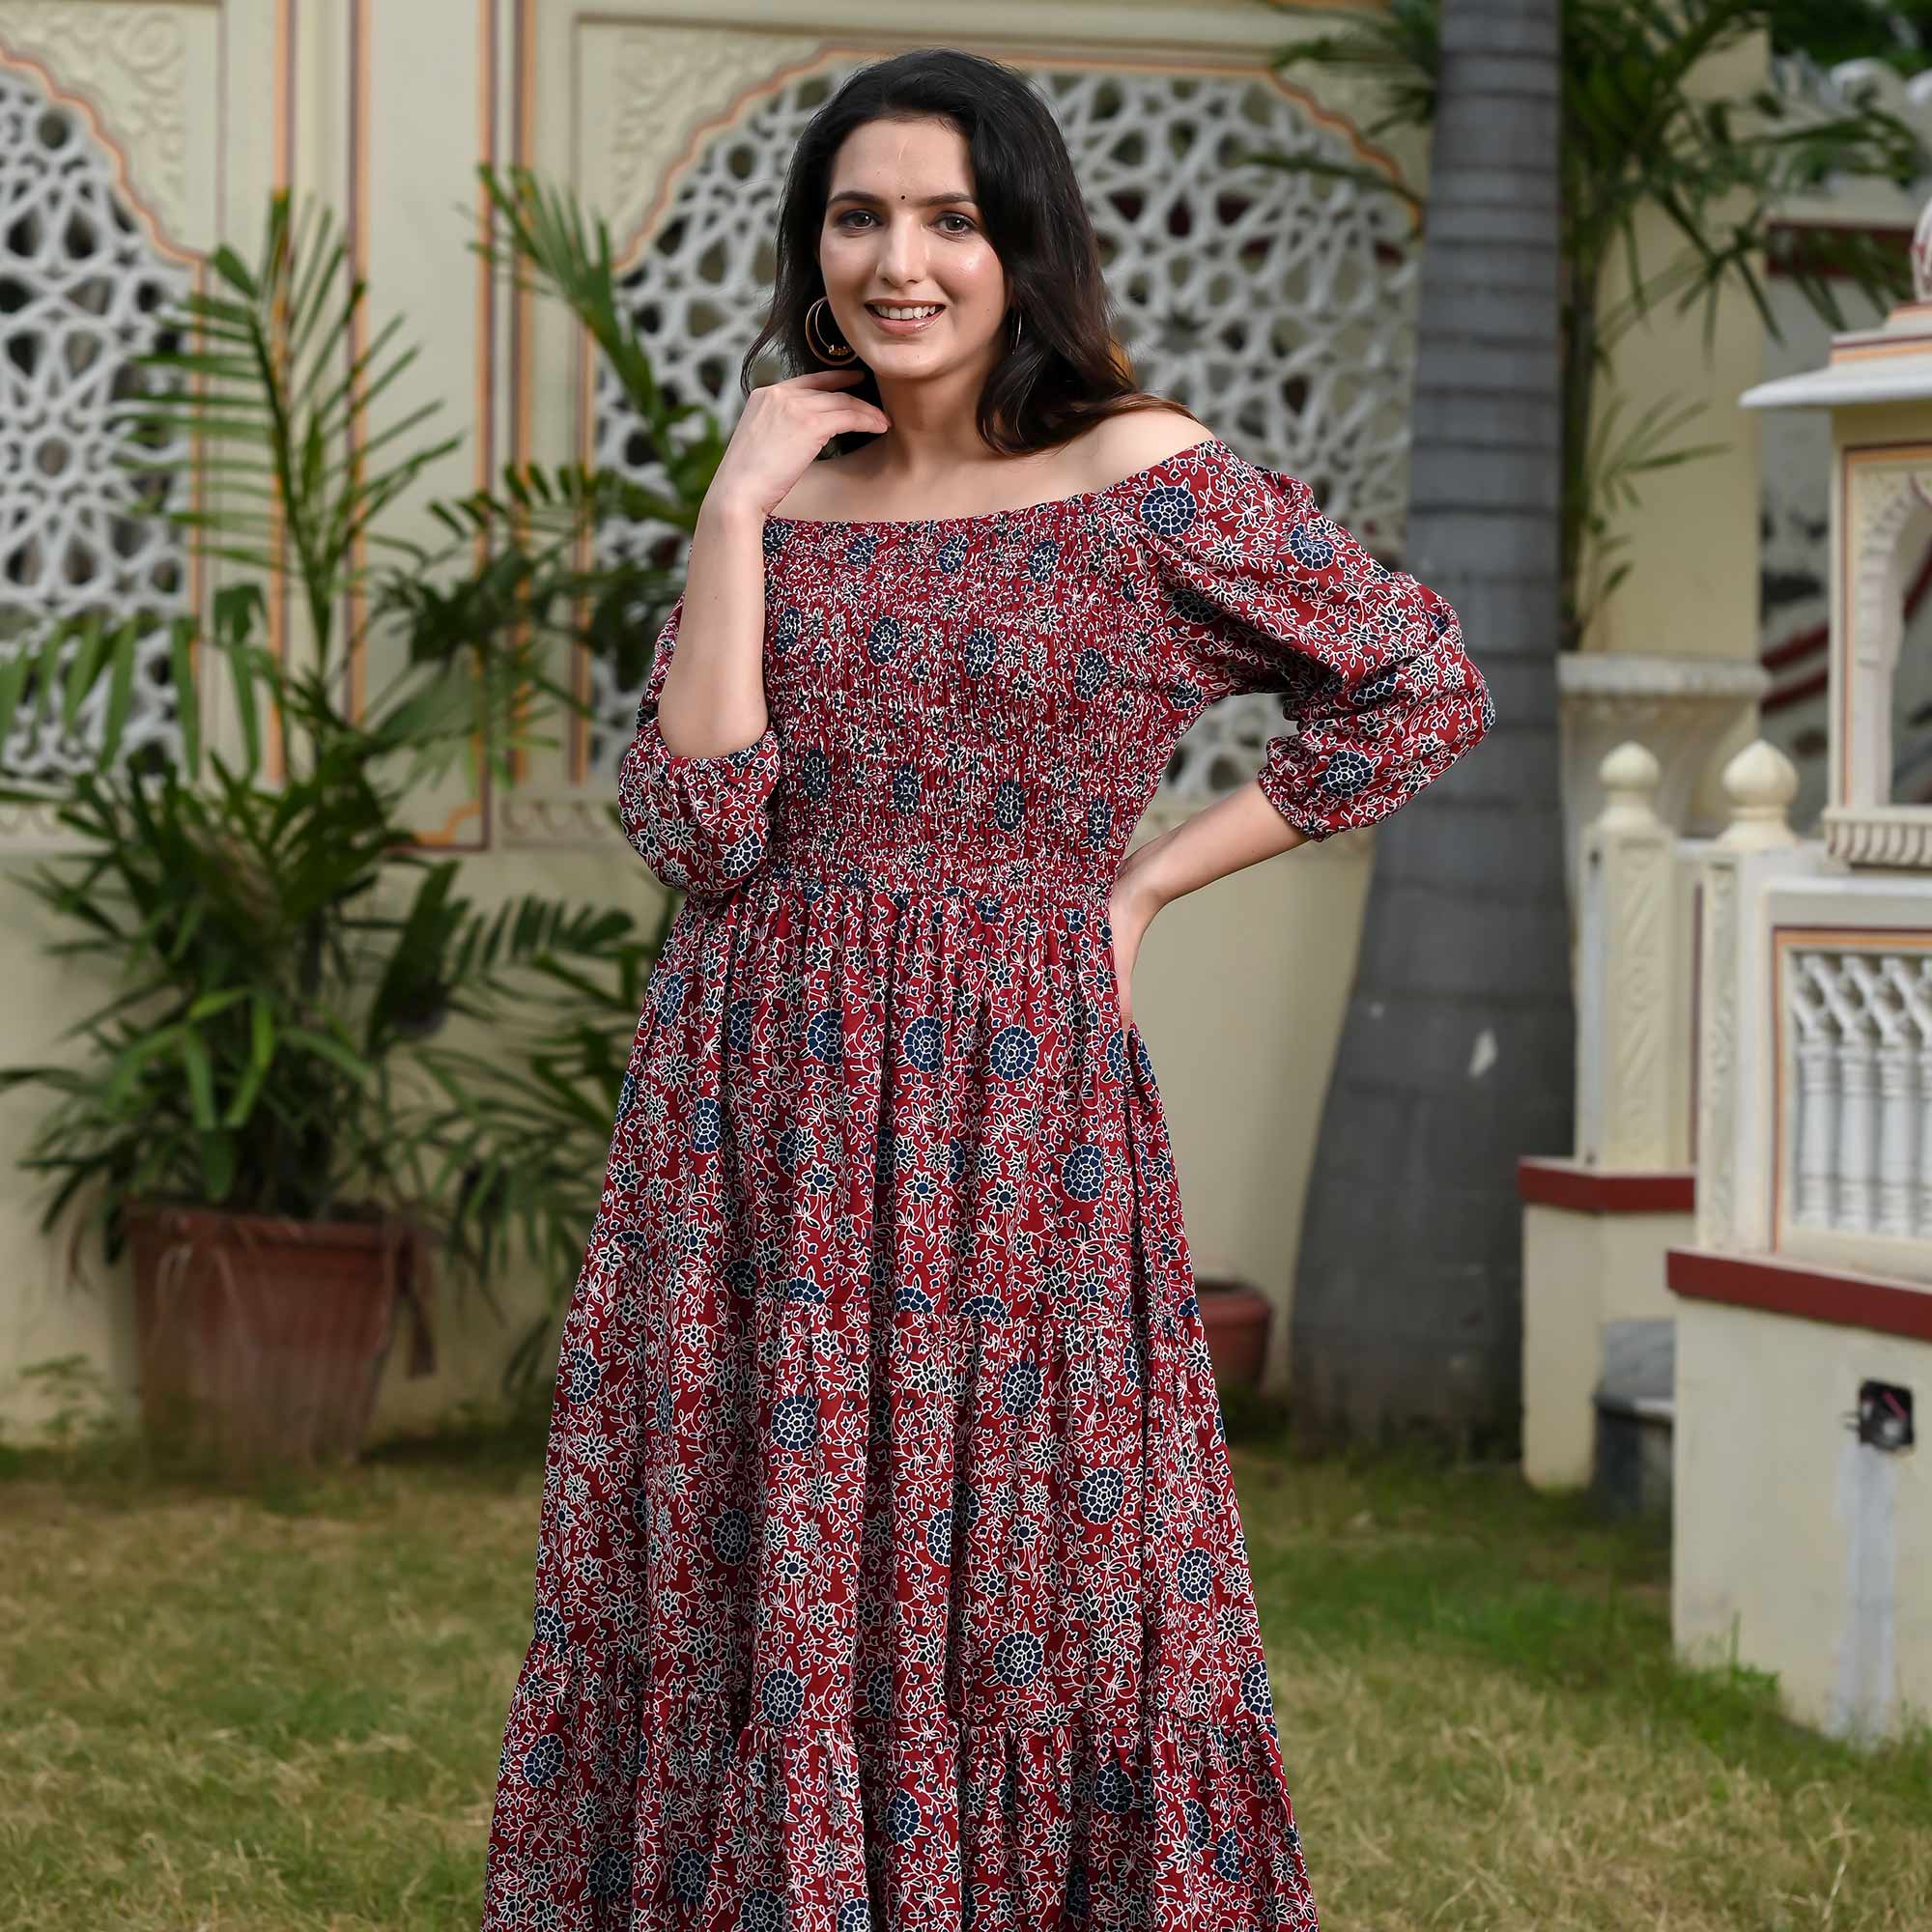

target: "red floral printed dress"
[480,434,1492,1932]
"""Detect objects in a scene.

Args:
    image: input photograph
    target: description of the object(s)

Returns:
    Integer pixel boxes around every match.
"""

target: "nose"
[874,211,930,285]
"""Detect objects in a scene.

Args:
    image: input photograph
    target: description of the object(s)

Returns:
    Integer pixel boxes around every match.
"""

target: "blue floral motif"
[521,1733,564,1788]
[924,1506,952,1564]
[653,967,687,1022]
[531,1604,567,1648]
[1066,1857,1090,1919]
[1001,1357,1041,1416]
[1240,1656,1274,1719]
[799,743,832,801]
[1287,519,1337,571]
[739,1886,787,1932]
[1176,1548,1213,1604]
[936,532,972,573]
[992,1629,1043,1686]
[712,1506,752,1565]
[1077,1465,1125,1522]
[806,1009,843,1066]
[1073,646,1109,700]
[1182,1796,1212,1850]
[1319,746,1376,796]
[565,1346,601,1404]
[1212,1826,1244,1882]
[962,627,998,677]
[992,778,1025,834]
[773,605,803,655]
[987,1025,1038,1082]
[1138,480,1198,539]
[885,1787,923,1843]
[772,1392,818,1450]
[727,997,756,1056]
[901,1013,944,1073]
[1025,536,1061,582]
[867,615,904,664]
[1094,1762,1138,1814]
[759,1664,805,1726]
[892,763,921,812]
[690,1095,722,1153]
[1062,1143,1106,1202]
[1083,795,1112,850]
[670,1846,711,1903]
[585,1846,632,1902]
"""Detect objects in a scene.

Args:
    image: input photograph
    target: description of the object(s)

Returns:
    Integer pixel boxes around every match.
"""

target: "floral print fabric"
[481,434,1492,1931]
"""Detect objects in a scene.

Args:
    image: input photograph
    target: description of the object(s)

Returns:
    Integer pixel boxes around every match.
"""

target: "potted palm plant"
[0,186,692,1462]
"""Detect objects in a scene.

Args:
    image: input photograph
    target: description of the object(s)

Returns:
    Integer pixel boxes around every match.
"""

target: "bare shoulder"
[1071,407,1218,494]
[769,452,868,521]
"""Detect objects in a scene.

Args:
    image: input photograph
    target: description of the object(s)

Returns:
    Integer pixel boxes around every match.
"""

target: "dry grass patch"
[0,1427,1923,1930]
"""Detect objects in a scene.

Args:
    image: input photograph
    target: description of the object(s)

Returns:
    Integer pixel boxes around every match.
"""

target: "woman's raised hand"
[703,369,890,525]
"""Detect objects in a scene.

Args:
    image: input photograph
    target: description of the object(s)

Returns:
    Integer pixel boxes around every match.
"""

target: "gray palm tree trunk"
[1288,0,1569,1455]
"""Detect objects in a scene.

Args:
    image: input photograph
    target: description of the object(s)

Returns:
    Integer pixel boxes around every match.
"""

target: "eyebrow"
[826,187,978,208]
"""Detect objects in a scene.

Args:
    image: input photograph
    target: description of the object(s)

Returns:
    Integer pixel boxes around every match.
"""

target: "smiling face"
[817,115,1009,384]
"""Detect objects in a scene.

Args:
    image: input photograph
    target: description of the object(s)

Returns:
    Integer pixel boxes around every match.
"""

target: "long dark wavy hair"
[739,46,1175,461]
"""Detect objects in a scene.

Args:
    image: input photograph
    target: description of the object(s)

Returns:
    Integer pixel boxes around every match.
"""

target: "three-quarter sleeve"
[615,591,781,902]
[1111,439,1493,840]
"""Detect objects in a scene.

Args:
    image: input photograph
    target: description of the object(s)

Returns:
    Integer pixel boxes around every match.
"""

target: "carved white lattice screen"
[584,60,1420,802]
[0,61,192,781]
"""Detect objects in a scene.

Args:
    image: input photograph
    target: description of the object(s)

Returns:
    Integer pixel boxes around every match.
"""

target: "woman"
[482,45,1491,1932]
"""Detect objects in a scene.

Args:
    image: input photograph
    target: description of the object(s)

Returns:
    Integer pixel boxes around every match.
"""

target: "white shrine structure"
[1519,200,1932,1744]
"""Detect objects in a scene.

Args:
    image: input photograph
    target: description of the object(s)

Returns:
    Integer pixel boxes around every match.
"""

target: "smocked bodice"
[753,496,1187,904]
[616,434,1494,917]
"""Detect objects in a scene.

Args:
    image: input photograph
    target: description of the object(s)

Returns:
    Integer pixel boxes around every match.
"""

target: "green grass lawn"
[0,1416,1925,1931]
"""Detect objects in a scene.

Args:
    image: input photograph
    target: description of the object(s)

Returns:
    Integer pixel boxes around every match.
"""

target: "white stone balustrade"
[1576,742,1693,1170]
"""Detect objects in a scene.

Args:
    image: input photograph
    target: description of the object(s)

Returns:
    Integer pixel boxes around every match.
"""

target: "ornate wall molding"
[0,6,196,246]
[1827,448,1932,867]
[1694,857,1740,1251]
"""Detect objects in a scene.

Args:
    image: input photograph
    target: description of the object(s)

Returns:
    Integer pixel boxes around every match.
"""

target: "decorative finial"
[1595,741,1663,832]
[1718,738,1800,850]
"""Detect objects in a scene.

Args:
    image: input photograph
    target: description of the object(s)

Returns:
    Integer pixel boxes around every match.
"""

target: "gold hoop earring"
[805,296,856,364]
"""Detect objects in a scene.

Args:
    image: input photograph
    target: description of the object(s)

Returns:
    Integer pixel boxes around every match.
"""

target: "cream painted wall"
[1521,1200,1691,1488]
[1674,1297,1931,1742]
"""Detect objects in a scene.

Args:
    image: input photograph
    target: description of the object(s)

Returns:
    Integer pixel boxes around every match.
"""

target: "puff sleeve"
[1114,440,1493,840]
[615,592,781,902]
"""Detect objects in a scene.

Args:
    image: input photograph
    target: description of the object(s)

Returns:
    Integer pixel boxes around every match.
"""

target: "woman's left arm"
[1098,436,1494,1011]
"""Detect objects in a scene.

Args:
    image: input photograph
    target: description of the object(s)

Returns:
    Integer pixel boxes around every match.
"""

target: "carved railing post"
[1696,739,1804,1252]
[1577,742,1675,1168]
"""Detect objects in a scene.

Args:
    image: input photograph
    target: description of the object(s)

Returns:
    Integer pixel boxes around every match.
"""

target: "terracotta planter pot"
[124,1202,437,1466]
[1194,1275,1273,1391]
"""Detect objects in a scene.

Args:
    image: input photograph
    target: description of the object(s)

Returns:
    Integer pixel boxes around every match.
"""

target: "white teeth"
[870,304,941,320]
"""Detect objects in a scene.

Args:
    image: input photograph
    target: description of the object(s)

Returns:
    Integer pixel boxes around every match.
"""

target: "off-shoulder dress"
[480,433,1493,1932]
